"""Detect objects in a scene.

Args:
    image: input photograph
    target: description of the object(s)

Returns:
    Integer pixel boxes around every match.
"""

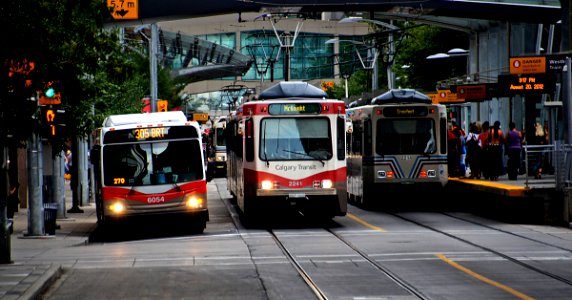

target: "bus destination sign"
[103,126,199,144]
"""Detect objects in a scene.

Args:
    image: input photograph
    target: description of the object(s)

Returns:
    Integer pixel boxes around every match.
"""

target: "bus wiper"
[282,149,325,166]
[172,181,182,192]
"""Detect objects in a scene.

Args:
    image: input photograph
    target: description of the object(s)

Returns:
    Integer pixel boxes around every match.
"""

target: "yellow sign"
[157,100,168,112]
[108,0,138,20]
[510,56,546,74]
[193,113,209,122]
[428,90,464,104]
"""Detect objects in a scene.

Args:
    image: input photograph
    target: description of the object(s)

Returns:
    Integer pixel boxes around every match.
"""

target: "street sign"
[456,84,486,100]
[427,90,464,104]
[107,0,138,20]
[510,56,546,74]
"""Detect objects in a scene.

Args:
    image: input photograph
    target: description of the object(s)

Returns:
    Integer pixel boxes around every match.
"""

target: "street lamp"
[326,38,378,94]
[426,48,470,81]
[338,16,399,90]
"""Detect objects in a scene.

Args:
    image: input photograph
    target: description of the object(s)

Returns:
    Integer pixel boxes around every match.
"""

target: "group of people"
[448,120,529,181]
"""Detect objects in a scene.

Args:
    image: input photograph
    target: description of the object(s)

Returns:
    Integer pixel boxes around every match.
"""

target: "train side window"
[245,118,254,162]
[351,121,362,155]
[337,116,345,160]
[364,119,372,156]
[440,117,447,155]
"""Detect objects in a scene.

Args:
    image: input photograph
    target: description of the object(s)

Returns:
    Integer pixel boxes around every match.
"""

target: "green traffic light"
[45,87,55,98]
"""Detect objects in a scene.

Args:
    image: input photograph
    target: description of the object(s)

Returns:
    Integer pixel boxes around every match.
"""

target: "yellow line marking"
[436,253,534,300]
[347,213,386,232]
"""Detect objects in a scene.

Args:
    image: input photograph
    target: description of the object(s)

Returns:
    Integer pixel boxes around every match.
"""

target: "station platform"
[445,173,569,228]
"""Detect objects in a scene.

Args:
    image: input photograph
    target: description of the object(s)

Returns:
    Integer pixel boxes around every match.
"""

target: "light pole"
[326,38,378,94]
[338,17,399,90]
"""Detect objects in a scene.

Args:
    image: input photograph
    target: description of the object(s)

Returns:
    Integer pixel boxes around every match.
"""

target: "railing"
[522,144,556,189]
[523,142,572,190]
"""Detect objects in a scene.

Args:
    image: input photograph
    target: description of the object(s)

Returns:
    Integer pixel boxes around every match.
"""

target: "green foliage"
[0,0,183,154]
[392,25,469,92]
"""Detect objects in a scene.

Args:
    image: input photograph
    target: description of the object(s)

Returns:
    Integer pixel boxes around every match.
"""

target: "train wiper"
[282,149,325,166]
[261,122,269,167]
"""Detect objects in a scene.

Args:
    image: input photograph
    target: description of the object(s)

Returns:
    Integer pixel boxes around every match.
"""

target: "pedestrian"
[465,122,480,179]
[447,123,462,177]
[487,121,505,181]
[532,122,546,178]
[505,121,523,180]
[478,121,490,179]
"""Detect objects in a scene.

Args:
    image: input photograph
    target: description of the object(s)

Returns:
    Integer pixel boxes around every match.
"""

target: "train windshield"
[102,139,204,186]
[376,119,436,155]
[215,127,225,147]
[260,117,332,161]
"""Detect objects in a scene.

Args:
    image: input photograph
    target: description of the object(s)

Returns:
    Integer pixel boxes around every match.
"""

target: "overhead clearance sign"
[108,0,139,20]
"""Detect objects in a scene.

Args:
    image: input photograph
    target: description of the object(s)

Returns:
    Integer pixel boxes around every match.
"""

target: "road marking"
[347,213,386,232]
[436,253,534,300]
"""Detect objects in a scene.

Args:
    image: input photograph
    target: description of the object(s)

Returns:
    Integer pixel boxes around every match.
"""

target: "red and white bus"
[226,81,347,220]
[90,111,208,232]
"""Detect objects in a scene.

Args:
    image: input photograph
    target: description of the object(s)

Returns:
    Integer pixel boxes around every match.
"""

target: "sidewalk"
[0,183,97,300]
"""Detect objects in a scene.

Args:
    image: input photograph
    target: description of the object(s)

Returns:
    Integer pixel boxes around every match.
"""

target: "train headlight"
[185,194,204,209]
[261,180,274,190]
[216,155,226,162]
[109,202,125,214]
[427,170,436,178]
[321,179,333,189]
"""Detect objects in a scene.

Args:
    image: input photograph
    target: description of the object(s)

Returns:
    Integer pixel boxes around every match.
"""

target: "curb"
[18,265,62,300]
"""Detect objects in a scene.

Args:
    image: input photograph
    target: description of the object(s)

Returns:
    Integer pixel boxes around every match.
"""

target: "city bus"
[90,111,208,232]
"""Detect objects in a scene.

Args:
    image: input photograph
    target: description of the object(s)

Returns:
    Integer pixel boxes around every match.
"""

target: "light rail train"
[346,89,448,207]
[226,81,348,219]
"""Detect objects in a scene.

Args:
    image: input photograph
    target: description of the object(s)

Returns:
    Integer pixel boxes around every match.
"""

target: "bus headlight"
[109,202,125,214]
[321,179,333,189]
[261,180,274,190]
[185,195,204,209]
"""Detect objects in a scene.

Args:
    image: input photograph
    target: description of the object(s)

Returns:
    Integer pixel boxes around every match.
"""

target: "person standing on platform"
[505,121,523,180]
[487,121,505,181]
[478,121,490,180]
[465,122,481,179]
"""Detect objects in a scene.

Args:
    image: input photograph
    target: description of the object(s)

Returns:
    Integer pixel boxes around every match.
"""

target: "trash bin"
[43,203,59,235]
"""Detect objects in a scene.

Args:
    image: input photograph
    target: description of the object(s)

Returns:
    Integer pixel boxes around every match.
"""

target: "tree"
[392,24,469,92]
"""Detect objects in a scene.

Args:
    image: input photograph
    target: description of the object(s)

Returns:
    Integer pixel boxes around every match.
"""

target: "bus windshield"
[260,117,332,161]
[102,139,204,186]
[376,118,436,155]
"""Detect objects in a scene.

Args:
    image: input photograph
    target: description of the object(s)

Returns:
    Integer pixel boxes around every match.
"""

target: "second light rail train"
[346,89,448,207]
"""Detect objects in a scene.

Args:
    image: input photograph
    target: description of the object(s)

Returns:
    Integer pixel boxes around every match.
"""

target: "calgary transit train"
[90,111,208,232]
[346,89,448,207]
[226,81,347,219]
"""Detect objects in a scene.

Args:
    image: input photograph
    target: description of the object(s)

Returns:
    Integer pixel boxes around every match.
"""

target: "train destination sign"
[269,103,321,115]
[382,106,428,117]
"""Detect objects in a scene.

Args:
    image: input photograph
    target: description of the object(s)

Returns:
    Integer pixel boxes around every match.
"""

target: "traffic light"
[157,100,168,112]
[39,82,61,105]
